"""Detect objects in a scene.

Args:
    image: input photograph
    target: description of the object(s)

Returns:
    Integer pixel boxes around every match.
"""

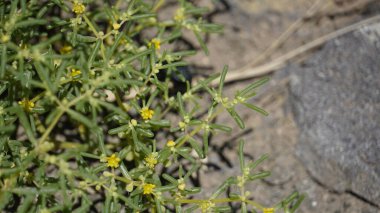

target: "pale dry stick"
[306,0,376,20]
[213,14,380,85]
[247,0,324,68]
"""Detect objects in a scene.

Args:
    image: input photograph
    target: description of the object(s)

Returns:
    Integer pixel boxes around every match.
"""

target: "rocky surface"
[289,23,380,205]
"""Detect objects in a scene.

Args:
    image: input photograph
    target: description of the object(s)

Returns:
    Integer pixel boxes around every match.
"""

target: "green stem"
[37,108,64,145]
[83,15,99,37]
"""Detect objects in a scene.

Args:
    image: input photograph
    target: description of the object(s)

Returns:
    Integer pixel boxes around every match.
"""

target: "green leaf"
[186,7,209,15]
[155,196,163,213]
[147,90,159,107]
[290,194,305,213]
[242,102,269,116]
[202,129,209,155]
[88,39,102,69]
[0,45,6,78]
[72,203,90,213]
[148,120,170,128]
[282,191,299,206]
[238,139,245,172]
[16,194,34,213]
[155,184,176,192]
[241,202,247,213]
[67,109,94,128]
[9,187,38,195]
[14,19,48,29]
[213,206,231,212]
[0,191,12,210]
[188,137,203,158]
[0,82,7,95]
[162,174,177,184]
[119,163,132,180]
[93,164,108,173]
[136,127,154,138]
[34,61,55,92]
[108,124,129,135]
[108,29,125,58]
[130,13,156,20]
[247,171,271,181]
[160,61,188,70]
[209,124,232,132]
[120,49,151,64]
[248,154,269,170]
[185,187,201,194]
[218,65,228,95]
[193,30,208,55]
[81,152,101,159]
[104,193,112,213]
[68,32,97,43]
[96,99,130,119]
[199,23,224,33]
[158,149,171,163]
[210,177,234,199]
[191,73,220,92]
[177,92,186,117]
[33,33,62,49]
[13,107,37,145]
[95,128,107,155]
[226,107,245,129]
[240,77,270,97]
[117,194,140,210]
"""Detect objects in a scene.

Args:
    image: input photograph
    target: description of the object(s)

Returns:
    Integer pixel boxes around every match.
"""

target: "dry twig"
[214,14,380,85]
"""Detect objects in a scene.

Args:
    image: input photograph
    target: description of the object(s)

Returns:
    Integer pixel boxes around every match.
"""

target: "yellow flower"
[106,154,121,168]
[1,34,10,43]
[140,107,154,120]
[166,140,176,148]
[60,45,72,54]
[148,38,161,50]
[18,99,35,112]
[178,121,186,131]
[143,183,156,195]
[72,1,85,15]
[144,152,158,169]
[113,23,121,30]
[177,178,186,190]
[200,201,215,212]
[126,182,134,192]
[130,119,138,126]
[174,8,185,22]
[70,68,81,78]
[263,208,275,213]
[152,62,162,74]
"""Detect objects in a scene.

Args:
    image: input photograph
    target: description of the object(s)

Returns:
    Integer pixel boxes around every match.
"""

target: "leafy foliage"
[0,0,303,212]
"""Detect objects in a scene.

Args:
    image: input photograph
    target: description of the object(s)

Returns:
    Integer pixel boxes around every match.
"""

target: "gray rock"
[289,23,380,205]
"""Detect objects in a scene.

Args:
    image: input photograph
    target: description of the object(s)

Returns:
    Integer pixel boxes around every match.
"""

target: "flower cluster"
[18,99,35,112]
[72,1,85,15]
[263,208,275,213]
[148,38,161,50]
[144,152,158,169]
[140,107,154,120]
[70,69,81,77]
[143,183,156,195]
[106,154,121,168]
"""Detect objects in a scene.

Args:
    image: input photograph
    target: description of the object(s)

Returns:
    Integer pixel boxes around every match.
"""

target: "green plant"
[0,0,304,212]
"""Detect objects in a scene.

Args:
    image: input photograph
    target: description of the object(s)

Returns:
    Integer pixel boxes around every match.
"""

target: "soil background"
[168,0,380,212]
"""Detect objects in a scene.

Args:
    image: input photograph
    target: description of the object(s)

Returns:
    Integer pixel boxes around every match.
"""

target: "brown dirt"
[182,0,380,212]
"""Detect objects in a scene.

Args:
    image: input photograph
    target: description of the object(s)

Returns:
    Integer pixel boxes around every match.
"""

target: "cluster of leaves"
[0,0,304,212]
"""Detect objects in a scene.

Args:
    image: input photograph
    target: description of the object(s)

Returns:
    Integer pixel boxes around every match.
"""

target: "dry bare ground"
[176,0,380,212]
